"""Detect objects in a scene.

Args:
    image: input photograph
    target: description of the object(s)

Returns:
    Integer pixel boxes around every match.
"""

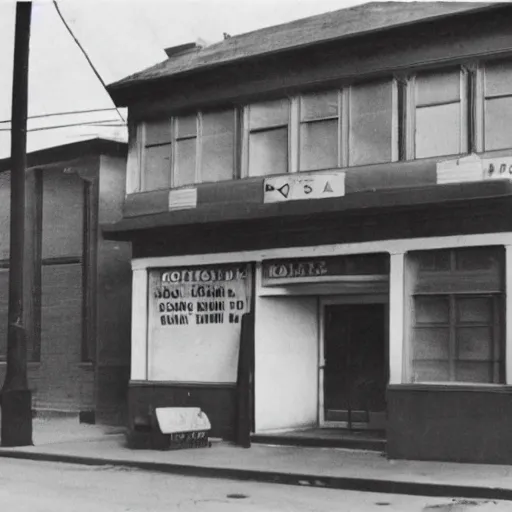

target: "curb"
[0,449,511,501]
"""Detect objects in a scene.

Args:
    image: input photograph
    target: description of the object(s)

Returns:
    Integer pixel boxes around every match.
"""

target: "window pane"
[203,110,234,135]
[145,120,172,146]
[202,132,234,182]
[175,138,196,186]
[412,250,451,271]
[144,144,171,190]
[176,115,197,138]
[301,91,338,121]
[412,361,450,382]
[455,362,493,383]
[412,327,450,359]
[201,111,235,183]
[300,119,338,171]
[416,69,460,106]
[485,96,512,151]
[414,297,449,324]
[349,81,394,166]
[455,246,503,271]
[457,297,492,324]
[249,99,289,130]
[485,60,512,97]
[248,127,288,176]
[457,327,493,361]
[415,103,461,158]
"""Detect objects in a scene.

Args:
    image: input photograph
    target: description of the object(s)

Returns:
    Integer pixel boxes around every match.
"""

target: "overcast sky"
[0,0,484,157]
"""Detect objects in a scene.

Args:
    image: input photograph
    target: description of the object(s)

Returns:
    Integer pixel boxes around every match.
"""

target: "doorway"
[320,302,387,430]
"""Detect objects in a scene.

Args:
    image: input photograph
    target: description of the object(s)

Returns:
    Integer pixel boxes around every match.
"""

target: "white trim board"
[132,232,512,270]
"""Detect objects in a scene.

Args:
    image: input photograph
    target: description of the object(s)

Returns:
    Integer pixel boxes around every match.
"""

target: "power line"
[0,107,123,125]
[52,1,126,124]
[0,119,125,133]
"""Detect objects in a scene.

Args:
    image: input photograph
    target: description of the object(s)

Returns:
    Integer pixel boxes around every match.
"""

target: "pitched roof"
[108,1,496,93]
[0,138,127,173]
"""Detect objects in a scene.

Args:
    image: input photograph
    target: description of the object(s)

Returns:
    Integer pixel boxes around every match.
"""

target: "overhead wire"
[0,120,125,132]
[52,1,126,124]
[0,107,124,125]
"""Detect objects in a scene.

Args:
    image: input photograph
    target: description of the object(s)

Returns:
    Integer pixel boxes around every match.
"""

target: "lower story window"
[411,294,502,383]
[407,247,505,384]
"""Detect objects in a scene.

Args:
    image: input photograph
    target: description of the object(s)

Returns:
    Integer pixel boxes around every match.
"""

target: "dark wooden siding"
[131,198,512,259]
[387,385,512,464]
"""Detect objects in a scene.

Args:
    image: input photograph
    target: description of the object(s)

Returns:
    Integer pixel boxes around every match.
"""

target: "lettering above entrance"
[263,172,345,203]
[262,254,389,286]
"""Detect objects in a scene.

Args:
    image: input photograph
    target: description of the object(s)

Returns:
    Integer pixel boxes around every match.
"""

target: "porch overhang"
[102,180,512,242]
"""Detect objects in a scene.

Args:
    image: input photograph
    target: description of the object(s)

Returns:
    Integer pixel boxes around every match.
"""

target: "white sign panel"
[437,154,512,184]
[263,173,345,203]
[147,265,251,383]
[168,188,197,211]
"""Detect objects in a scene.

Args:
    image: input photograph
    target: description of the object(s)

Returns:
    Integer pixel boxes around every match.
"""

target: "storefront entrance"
[321,302,387,430]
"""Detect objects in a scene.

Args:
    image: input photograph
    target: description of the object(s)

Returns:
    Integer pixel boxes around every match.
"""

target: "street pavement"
[0,457,509,512]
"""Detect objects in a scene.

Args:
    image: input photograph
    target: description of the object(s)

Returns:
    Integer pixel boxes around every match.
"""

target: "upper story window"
[413,68,467,159]
[299,91,340,171]
[129,59,512,194]
[142,119,172,191]
[298,81,398,172]
[349,80,397,166]
[484,60,512,151]
[246,99,289,177]
[139,109,237,192]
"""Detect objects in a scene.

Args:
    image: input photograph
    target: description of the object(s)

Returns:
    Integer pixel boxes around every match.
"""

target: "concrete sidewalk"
[0,419,511,501]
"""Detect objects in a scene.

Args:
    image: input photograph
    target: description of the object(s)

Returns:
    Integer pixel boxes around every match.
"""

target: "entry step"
[251,428,386,452]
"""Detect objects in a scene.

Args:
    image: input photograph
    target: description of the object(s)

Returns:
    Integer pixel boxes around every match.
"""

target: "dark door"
[323,303,386,428]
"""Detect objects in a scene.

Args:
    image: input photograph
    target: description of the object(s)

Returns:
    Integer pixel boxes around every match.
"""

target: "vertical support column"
[131,267,148,381]
[389,252,405,385]
[505,246,512,384]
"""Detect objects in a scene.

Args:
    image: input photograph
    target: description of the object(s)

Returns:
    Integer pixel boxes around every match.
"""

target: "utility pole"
[1,1,33,447]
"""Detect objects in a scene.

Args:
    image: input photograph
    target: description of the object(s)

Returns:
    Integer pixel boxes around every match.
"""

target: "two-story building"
[104,2,512,463]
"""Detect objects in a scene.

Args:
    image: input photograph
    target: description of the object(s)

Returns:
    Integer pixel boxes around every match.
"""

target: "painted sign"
[262,254,389,286]
[168,187,197,211]
[263,172,345,203]
[436,154,512,185]
[148,264,251,383]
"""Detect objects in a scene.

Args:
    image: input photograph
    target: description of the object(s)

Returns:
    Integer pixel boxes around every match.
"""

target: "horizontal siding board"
[130,198,512,258]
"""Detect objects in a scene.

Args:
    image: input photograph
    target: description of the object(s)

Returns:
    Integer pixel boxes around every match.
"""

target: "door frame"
[318,294,388,428]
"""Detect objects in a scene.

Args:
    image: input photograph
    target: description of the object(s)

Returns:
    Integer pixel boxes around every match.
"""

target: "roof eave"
[107,2,503,107]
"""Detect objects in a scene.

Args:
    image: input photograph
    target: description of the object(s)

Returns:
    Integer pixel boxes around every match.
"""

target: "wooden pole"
[1,0,33,447]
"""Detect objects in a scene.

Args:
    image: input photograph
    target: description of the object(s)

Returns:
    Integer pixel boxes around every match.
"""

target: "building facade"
[105,2,512,462]
[0,139,132,425]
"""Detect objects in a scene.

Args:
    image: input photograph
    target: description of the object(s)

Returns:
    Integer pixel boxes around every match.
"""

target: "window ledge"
[389,383,512,393]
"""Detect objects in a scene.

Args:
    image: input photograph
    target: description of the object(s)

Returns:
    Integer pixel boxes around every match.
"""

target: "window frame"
[137,109,239,192]
[242,98,292,178]
[408,67,470,160]
[297,89,343,172]
[405,247,505,386]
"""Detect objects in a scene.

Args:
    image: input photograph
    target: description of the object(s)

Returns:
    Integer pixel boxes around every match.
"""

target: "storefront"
[122,215,512,463]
